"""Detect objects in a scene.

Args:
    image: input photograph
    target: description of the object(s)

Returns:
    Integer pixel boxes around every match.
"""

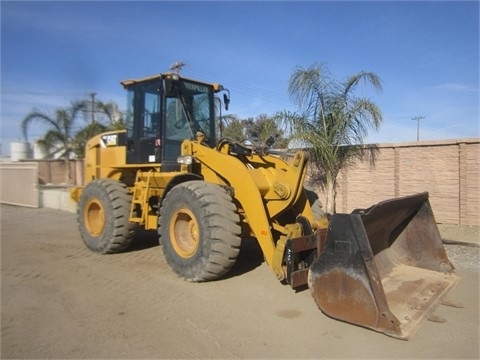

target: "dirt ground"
[1,204,479,359]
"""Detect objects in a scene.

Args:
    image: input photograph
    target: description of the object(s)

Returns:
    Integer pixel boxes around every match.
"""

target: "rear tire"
[159,181,241,282]
[78,179,135,254]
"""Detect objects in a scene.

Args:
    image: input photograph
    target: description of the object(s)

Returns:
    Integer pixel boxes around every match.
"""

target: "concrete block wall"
[35,159,84,186]
[39,186,78,213]
[15,138,479,226]
[333,139,479,226]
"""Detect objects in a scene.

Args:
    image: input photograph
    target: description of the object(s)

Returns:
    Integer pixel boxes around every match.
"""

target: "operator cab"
[120,73,228,171]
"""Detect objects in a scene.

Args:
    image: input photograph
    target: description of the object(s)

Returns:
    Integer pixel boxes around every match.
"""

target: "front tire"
[78,179,135,254]
[159,181,241,282]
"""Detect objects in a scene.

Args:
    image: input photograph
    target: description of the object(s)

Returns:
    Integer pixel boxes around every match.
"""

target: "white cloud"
[432,83,478,93]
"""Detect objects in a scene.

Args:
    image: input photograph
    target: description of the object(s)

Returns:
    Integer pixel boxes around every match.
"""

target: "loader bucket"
[308,192,459,339]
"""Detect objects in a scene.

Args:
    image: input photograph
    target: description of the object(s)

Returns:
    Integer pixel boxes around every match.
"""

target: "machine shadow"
[125,231,265,279]
[220,237,265,280]
[127,227,160,252]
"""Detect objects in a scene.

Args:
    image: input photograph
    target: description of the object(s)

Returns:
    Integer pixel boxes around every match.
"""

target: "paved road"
[1,205,478,359]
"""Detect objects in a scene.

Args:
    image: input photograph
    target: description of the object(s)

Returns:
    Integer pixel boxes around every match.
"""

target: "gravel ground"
[438,223,480,245]
[1,205,479,359]
[438,223,479,271]
[445,245,480,271]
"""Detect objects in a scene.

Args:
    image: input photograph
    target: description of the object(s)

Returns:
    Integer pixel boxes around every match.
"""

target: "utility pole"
[411,116,425,141]
[89,92,97,123]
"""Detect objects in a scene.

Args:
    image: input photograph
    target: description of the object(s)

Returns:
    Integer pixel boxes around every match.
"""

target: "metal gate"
[0,162,39,208]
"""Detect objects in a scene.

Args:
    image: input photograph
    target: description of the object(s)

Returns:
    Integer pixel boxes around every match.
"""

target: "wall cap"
[373,137,479,149]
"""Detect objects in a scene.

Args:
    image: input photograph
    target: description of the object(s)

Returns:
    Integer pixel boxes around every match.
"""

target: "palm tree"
[242,114,289,148]
[73,99,126,157]
[222,116,245,141]
[282,62,383,214]
[93,100,125,128]
[72,122,109,158]
[21,101,87,183]
[216,113,240,139]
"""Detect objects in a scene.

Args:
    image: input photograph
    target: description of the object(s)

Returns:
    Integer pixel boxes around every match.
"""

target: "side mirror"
[223,92,230,111]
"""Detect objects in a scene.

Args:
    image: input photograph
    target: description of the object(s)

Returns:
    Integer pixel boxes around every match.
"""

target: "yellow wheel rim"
[170,208,199,258]
[84,198,105,236]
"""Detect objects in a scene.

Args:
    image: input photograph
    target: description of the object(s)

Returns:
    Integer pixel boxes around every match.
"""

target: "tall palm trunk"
[64,157,71,184]
[325,171,336,214]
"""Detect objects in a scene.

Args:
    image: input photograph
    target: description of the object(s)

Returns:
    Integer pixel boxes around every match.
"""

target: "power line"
[2,90,88,96]
[184,66,292,110]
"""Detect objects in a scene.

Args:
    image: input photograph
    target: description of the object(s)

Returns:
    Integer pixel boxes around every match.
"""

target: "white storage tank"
[33,141,47,159]
[10,142,33,161]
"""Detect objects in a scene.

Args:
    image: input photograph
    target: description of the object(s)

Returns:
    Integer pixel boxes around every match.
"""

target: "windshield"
[165,79,215,145]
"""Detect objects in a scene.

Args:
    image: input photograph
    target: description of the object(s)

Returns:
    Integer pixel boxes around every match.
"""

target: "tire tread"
[159,181,241,282]
[78,179,135,254]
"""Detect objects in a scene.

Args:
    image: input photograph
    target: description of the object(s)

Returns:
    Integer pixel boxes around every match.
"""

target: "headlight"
[177,155,193,165]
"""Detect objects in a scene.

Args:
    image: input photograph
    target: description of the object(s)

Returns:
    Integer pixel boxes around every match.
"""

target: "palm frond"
[21,111,62,141]
[286,63,384,213]
[344,71,383,96]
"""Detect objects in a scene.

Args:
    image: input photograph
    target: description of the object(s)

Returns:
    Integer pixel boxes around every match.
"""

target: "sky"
[1,0,479,156]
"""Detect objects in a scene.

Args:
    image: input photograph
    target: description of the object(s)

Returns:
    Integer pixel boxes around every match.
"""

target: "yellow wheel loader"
[71,73,458,339]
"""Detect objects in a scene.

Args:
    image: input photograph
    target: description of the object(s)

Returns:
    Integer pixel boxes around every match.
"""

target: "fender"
[161,173,203,205]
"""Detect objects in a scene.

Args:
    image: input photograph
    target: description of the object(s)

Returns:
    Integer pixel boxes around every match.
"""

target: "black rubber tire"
[158,181,241,282]
[78,179,135,254]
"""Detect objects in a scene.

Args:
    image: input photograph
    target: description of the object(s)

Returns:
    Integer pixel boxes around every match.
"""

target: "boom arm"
[182,139,318,279]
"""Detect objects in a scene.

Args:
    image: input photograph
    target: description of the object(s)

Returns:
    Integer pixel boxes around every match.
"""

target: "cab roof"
[120,72,224,92]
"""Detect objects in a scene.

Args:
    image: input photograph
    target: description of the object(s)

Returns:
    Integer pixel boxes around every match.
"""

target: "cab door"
[125,82,162,164]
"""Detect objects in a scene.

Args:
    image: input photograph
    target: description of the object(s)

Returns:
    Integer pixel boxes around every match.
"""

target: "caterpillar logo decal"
[100,134,118,148]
